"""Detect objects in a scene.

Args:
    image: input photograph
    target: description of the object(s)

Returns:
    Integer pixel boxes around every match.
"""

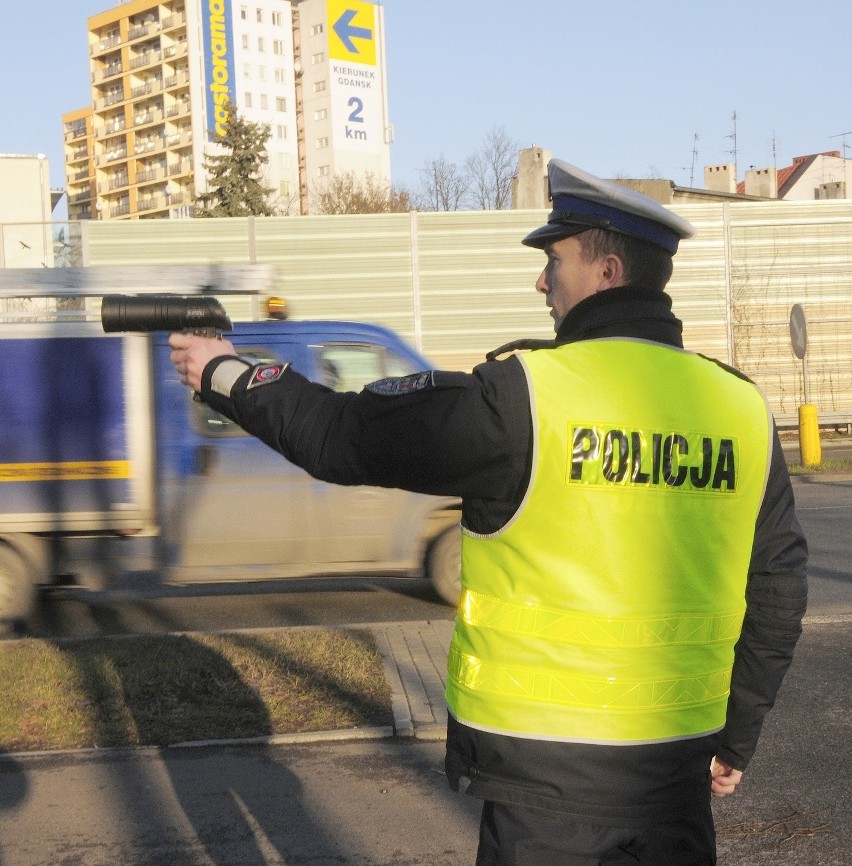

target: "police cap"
[522,159,696,254]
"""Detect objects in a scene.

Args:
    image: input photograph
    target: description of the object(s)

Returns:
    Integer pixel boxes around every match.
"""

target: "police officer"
[170,159,807,865]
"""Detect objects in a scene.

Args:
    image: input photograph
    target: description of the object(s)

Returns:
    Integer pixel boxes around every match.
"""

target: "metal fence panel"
[7,199,852,426]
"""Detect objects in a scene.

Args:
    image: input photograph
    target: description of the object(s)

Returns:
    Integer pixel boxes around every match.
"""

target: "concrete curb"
[372,620,452,741]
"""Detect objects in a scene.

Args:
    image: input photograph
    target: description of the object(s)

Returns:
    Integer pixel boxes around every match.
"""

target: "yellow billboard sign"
[328,0,376,65]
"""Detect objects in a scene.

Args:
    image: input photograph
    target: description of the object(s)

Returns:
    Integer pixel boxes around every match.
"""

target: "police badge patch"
[247,363,289,389]
[366,371,434,396]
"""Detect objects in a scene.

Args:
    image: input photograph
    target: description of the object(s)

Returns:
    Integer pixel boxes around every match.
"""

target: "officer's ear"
[598,253,625,291]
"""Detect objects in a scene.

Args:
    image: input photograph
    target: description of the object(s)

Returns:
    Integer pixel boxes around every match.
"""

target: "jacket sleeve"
[198,354,531,505]
[716,425,808,770]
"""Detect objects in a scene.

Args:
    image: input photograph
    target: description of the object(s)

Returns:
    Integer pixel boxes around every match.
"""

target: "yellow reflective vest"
[447,339,773,745]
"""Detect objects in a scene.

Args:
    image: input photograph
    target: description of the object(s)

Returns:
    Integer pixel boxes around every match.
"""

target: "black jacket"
[201,286,808,823]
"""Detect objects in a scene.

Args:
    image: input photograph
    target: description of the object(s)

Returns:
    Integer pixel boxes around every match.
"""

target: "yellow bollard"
[798,403,821,467]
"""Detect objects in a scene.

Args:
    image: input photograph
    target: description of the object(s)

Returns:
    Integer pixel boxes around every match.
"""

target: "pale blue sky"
[4,1,852,209]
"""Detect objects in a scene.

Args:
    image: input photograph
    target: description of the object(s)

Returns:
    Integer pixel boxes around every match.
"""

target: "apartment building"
[62,0,391,220]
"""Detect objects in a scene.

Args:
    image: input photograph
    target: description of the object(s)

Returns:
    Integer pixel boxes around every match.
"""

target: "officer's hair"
[577,229,674,292]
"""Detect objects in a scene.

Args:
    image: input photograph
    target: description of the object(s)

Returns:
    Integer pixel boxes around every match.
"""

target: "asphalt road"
[19,469,851,640]
[1,473,849,865]
[1,617,848,866]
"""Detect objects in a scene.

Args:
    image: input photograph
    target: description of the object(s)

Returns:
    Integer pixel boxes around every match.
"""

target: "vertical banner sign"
[327,0,380,152]
[204,0,235,141]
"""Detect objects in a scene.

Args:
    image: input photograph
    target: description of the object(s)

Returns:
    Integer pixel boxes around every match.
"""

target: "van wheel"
[0,542,36,628]
[426,526,462,607]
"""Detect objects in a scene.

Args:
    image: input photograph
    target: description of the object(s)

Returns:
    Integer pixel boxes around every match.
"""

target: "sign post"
[789,304,821,466]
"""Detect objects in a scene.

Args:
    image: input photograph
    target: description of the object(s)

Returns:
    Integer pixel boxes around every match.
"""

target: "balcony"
[133,108,165,130]
[69,190,93,204]
[108,174,130,191]
[130,50,162,71]
[165,130,192,149]
[91,35,121,56]
[96,120,127,139]
[64,127,88,143]
[129,21,159,42]
[96,63,124,83]
[99,147,129,166]
[133,138,164,156]
[161,11,186,31]
[109,203,131,218]
[130,80,163,99]
[162,42,188,60]
[99,91,126,108]
[137,193,170,212]
[136,167,163,184]
[168,160,192,177]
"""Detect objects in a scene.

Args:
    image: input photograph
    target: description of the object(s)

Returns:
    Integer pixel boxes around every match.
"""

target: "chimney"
[744,166,777,198]
[512,146,552,209]
[704,163,737,194]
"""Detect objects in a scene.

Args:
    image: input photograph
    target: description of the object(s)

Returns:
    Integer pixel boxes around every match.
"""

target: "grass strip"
[788,457,852,475]
[0,628,391,753]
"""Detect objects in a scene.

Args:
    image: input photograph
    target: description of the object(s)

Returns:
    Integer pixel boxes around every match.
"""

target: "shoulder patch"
[246,362,289,389]
[366,371,434,396]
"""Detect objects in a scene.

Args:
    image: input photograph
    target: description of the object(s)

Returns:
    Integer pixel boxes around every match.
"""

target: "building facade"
[62,0,391,221]
[0,154,57,267]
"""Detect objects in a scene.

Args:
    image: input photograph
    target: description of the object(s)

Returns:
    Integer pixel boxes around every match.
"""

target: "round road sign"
[789,304,808,360]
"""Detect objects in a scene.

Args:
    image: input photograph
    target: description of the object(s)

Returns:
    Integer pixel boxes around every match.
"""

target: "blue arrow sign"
[333,9,373,54]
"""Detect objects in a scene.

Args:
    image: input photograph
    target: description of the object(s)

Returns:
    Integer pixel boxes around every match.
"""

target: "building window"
[272,11,283,26]
[314,108,327,121]
[258,65,266,80]
[244,63,251,79]
[240,6,247,20]
[312,52,325,65]
[276,97,287,112]
[244,92,253,107]
[311,23,323,36]
[274,67,286,83]
[242,34,249,49]
[313,80,326,93]
[256,8,263,23]
[316,136,329,149]
[273,40,284,55]
[260,94,268,109]
[317,165,330,177]
[257,37,264,52]
[276,125,287,139]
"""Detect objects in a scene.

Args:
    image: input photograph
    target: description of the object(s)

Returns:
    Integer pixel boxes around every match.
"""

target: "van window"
[314,343,420,393]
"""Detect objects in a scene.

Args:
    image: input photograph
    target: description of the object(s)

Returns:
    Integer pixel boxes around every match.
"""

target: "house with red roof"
[705,151,852,200]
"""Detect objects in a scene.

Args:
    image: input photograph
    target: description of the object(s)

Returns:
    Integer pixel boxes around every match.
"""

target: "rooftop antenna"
[829,131,852,159]
[689,133,699,187]
[725,111,739,183]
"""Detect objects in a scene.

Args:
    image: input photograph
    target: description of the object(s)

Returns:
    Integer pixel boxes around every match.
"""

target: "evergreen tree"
[196,103,277,217]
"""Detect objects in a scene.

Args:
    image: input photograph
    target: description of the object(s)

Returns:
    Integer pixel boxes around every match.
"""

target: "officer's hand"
[169,332,236,392]
[710,756,743,797]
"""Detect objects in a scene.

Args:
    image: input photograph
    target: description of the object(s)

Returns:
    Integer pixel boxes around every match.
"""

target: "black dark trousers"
[475,800,717,866]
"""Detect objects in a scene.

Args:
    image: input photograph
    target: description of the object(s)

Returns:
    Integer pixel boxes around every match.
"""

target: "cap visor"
[521,222,590,249]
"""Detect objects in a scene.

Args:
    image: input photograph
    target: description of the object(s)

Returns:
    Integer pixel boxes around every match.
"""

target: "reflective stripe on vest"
[446,339,772,745]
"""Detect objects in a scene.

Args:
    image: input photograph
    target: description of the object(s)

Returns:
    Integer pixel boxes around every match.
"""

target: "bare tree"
[415,154,470,211]
[465,126,520,210]
[313,171,411,214]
